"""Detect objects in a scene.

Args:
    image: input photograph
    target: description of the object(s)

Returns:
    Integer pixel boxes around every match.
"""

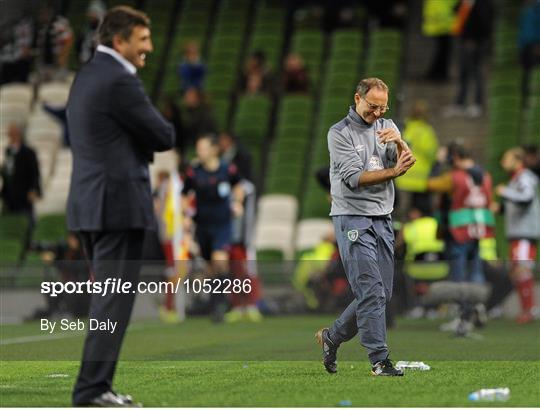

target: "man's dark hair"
[251,51,266,64]
[355,77,389,97]
[522,144,539,156]
[197,133,219,147]
[99,6,150,48]
[220,131,237,141]
[447,142,471,160]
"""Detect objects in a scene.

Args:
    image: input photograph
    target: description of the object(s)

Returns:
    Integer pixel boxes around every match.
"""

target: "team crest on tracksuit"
[347,229,359,242]
[368,155,384,171]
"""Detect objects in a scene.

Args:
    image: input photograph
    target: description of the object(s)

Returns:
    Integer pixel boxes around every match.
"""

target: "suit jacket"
[67,51,175,231]
[1,144,41,213]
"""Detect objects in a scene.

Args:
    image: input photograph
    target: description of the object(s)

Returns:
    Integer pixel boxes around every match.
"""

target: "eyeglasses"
[362,97,389,113]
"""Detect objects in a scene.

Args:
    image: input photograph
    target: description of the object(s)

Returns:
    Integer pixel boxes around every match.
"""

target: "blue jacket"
[66,51,175,231]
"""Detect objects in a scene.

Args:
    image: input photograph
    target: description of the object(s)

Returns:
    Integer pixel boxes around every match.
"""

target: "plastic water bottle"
[395,361,431,371]
[468,388,510,401]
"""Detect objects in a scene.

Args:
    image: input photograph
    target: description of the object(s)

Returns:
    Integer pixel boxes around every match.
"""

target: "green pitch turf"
[1,315,539,407]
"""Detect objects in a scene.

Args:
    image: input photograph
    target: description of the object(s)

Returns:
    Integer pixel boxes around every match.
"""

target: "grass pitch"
[1,315,539,407]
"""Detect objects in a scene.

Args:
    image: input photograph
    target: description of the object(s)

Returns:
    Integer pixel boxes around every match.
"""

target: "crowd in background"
[1,0,540,329]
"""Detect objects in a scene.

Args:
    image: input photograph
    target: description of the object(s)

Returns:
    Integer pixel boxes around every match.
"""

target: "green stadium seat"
[0,215,28,264]
[211,98,230,131]
[33,214,67,242]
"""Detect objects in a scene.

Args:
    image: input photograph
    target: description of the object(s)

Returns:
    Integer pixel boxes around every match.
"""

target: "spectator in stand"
[1,121,41,255]
[395,100,439,215]
[178,40,206,94]
[443,0,494,119]
[239,51,274,96]
[182,135,245,322]
[519,0,540,99]
[282,53,309,93]
[180,87,217,156]
[218,131,254,183]
[364,0,408,28]
[422,0,458,82]
[496,147,540,324]
[0,17,34,84]
[523,144,540,178]
[1,122,41,217]
[34,3,74,83]
[75,0,106,66]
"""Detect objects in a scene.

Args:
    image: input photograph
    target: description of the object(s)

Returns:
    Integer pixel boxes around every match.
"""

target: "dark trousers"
[448,238,484,283]
[0,59,32,85]
[329,215,394,364]
[456,40,485,106]
[426,35,452,80]
[72,229,145,405]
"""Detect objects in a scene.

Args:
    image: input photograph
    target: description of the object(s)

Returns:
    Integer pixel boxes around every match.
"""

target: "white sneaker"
[488,306,504,319]
[455,319,474,337]
[406,306,425,319]
[440,317,460,332]
[465,104,483,118]
[442,105,465,118]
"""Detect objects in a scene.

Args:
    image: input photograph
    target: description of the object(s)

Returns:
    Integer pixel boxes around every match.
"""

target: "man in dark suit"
[1,122,41,215]
[1,121,41,259]
[66,6,175,406]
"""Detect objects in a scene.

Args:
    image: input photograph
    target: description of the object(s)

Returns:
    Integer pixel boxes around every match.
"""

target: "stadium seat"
[257,194,298,224]
[255,222,295,260]
[33,214,67,242]
[36,82,71,105]
[150,150,179,182]
[295,219,333,252]
[36,149,72,216]
[0,83,33,107]
[0,214,28,264]
[1,103,31,127]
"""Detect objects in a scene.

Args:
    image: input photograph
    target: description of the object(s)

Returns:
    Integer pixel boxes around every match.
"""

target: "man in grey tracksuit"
[316,78,416,376]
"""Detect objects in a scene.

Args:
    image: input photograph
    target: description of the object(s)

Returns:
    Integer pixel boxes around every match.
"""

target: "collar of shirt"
[347,105,371,127]
[7,143,21,155]
[96,44,137,75]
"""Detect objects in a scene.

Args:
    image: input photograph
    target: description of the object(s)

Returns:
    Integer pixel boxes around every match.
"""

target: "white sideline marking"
[0,332,79,345]
[0,322,159,346]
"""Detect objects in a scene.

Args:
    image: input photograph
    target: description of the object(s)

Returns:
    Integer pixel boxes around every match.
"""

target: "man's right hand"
[393,150,416,177]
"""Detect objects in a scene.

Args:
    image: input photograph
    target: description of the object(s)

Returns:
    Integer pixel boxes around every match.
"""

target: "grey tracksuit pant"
[330,215,394,364]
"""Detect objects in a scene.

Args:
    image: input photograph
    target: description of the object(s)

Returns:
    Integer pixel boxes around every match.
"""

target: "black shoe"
[371,358,404,376]
[211,302,228,323]
[315,328,338,373]
[473,303,487,328]
[83,391,142,407]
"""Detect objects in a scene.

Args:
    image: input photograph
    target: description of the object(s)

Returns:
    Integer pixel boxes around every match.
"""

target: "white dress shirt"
[96,44,137,75]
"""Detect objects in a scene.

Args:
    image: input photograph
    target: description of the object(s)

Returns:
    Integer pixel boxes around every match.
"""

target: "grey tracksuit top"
[328,106,399,217]
[500,168,540,240]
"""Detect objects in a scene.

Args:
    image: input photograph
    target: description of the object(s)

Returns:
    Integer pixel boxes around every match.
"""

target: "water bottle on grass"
[468,388,510,401]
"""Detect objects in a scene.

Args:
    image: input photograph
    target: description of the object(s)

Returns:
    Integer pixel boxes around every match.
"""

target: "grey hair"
[355,77,389,97]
